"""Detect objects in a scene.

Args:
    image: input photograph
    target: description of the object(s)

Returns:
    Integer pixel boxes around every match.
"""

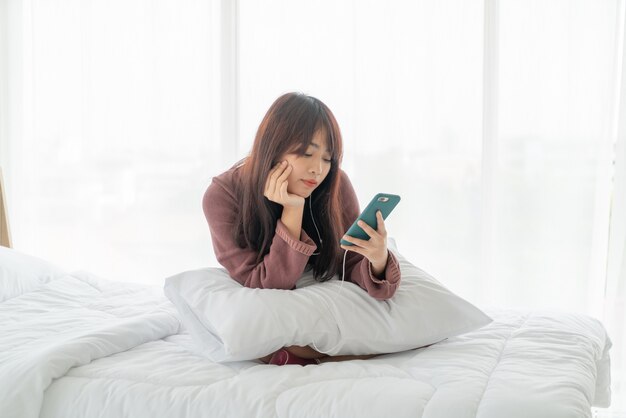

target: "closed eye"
[303,153,332,163]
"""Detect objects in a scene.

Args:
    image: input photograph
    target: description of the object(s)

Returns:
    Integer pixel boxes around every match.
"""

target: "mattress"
[0,270,612,418]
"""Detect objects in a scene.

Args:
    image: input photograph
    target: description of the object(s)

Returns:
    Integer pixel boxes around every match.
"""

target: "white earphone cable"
[309,195,322,256]
[308,195,347,290]
[307,195,349,355]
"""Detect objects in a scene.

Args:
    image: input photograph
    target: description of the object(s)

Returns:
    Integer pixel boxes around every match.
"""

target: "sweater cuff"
[367,250,402,284]
[275,219,317,256]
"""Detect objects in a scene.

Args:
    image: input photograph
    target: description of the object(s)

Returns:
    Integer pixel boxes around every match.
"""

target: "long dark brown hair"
[233,92,345,281]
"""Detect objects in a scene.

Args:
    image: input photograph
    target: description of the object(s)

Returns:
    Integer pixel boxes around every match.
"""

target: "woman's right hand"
[264,161,305,208]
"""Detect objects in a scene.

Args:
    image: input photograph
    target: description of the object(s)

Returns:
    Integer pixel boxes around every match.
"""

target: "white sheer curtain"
[1,0,625,414]
[237,0,625,414]
[606,2,626,410]
[1,0,232,283]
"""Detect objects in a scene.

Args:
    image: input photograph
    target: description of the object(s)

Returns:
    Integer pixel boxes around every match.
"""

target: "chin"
[290,187,312,198]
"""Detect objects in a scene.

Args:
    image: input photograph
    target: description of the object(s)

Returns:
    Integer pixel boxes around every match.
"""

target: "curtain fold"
[604,1,626,408]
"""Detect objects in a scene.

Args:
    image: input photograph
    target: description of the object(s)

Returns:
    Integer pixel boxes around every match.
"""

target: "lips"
[302,179,318,187]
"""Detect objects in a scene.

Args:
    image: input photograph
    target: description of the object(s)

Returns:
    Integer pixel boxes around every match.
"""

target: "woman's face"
[280,130,332,198]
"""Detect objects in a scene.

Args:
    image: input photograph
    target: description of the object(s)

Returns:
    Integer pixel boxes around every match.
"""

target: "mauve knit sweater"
[202,162,401,301]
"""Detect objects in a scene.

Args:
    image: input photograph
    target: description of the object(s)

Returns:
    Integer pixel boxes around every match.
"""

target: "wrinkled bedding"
[0,270,612,418]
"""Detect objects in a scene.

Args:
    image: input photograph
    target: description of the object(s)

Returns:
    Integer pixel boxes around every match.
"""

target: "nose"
[308,157,323,176]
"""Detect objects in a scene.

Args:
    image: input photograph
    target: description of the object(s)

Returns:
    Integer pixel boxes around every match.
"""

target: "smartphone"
[340,193,401,246]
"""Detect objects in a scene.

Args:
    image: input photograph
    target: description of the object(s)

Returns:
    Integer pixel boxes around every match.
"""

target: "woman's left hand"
[340,210,389,277]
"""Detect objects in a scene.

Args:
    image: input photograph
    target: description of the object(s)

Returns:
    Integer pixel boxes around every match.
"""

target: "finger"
[270,161,288,182]
[265,175,276,199]
[276,164,292,184]
[264,174,273,198]
[357,219,378,238]
[279,180,288,200]
[376,210,387,236]
[267,162,287,197]
[264,164,279,197]
[267,161,283,179]
[265,164,280,191]
[341,234,371,248]
[341,244,366,256]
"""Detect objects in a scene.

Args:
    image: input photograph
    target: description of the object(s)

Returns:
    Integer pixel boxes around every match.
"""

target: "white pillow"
[0,246,68,302]
[164,239,492,362]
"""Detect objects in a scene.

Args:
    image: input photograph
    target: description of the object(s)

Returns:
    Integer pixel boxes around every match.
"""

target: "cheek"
[288,169,300,184]
[285,161,301,187]
[321,165,332,180]
[286,161,299,178]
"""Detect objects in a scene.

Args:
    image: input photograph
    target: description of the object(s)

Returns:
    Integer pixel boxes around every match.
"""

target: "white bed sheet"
[0,270,612,418]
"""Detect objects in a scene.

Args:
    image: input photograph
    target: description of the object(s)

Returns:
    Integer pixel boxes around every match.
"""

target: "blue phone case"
[340,193,401,246]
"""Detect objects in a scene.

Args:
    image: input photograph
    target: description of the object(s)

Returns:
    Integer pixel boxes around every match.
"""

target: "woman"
[202,92,401,365]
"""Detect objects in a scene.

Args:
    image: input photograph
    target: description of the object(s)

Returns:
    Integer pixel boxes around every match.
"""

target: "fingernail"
[281,161,287,165]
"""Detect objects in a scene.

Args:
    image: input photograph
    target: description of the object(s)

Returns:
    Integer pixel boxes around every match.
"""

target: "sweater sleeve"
[202,178,317,290]
[339,171,402,301]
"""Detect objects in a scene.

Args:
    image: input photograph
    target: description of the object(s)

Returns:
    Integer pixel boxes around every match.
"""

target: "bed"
[0,245,612,418]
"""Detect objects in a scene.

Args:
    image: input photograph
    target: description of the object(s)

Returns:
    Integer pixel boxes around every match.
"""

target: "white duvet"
[0,270,612,418]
